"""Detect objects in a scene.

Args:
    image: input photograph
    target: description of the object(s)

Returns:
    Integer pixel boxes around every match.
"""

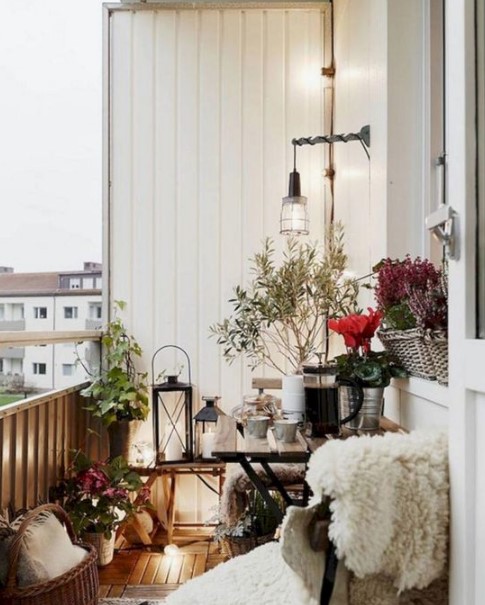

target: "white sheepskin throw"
[305,431,449,593]
[165,542,317,605]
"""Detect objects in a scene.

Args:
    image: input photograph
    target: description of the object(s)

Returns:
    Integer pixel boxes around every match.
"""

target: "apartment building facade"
[0,263,102,391]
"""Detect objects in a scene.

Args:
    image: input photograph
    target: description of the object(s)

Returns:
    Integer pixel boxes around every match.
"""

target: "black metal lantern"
[193,396,225,461]
[152,345,193,464]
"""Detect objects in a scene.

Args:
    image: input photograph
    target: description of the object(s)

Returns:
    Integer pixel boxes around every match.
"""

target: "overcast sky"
[0,0,115,273]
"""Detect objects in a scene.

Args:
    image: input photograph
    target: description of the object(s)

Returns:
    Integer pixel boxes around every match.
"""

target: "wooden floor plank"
[123,584,179,598]
[192,553,206,578]
[128,551,151,584]
[98,585,110,597]
[179,553,195,583]
[154,554,171,584]
[141,554,162,584]
[107,585,125,597]
[166,555,184,584]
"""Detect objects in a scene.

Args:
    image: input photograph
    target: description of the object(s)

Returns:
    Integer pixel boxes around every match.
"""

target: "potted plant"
[329,308,407,430]
[373,257,447,381]
[210,490,284,558]
[210,223,359,374]
[51,450,151,566]
[79,300,149,459]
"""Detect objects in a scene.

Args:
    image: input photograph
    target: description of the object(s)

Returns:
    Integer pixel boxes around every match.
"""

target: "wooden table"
[116,461,225,547]
[212,416,311,523]
[212,415,405,524]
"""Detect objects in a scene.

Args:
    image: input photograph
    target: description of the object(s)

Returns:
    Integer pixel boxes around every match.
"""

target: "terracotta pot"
[81,531,116,566]
[107,419,142,461]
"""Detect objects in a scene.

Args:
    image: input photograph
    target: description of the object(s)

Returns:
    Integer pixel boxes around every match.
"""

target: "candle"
[201,431,216,459]
[165,424,184,461]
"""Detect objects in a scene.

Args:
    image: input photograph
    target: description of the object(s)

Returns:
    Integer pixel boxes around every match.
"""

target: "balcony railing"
[0,319,26,331]
[0,346,25,359]
[0,383,108,511]
[0,329,106,511]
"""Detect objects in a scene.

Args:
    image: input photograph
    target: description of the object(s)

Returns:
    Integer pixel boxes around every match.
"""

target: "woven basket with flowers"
[373,256,448,383]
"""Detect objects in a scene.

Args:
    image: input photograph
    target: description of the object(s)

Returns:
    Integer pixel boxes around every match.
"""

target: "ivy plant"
[80,301,149,427]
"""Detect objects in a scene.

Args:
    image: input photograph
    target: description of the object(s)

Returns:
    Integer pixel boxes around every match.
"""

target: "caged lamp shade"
[280,160,309,236]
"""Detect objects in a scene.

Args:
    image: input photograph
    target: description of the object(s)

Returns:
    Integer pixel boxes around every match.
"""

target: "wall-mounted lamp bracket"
[291,125,371,160]
[321,66,336,77]
[425,204,459,260]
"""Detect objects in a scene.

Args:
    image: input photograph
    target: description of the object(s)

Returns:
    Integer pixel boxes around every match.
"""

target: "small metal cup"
[273,419,299,443]
[246,416,270,438]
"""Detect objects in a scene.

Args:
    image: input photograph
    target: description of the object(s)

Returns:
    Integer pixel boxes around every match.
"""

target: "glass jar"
[240,392,280,425]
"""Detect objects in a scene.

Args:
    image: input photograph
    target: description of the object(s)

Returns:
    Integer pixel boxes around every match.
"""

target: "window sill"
[390,377,449,408]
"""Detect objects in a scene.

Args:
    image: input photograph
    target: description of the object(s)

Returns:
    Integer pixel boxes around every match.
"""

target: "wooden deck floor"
[98,529,226,600]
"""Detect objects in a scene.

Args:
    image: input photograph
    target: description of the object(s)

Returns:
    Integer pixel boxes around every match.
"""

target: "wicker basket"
[425,329,448,386]
[378,328,436,380]
[0,504,99,605]
[219,532,274,558]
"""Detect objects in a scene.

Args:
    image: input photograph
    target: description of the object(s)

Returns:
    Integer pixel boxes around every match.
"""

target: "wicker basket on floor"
[425,329,448,385]
[378,328,436,380]
[0,504,99,605]
[219,532,274,558]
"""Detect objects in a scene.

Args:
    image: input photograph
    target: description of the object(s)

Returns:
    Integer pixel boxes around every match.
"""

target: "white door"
[447,0,485,602]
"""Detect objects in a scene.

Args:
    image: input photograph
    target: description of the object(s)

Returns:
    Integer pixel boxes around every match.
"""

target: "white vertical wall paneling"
[307,10,325,241]
[334,0,374,289]
[366,0,387,269]
[198,10,221,409]
[387,1,426,259]
[110,12,134,310]
[263,11,285,244]
[196,10,222,521]
[108,5,326,519]
[176,12,200,377]
[241,11,265,389]
[132,11,156,355]
[219,10,244,410]
[154,11,178,355]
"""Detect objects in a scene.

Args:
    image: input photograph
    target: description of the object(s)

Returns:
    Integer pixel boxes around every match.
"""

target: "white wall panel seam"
[151,11,157,354]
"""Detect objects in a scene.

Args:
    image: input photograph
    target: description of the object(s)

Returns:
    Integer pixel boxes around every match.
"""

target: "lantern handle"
[151,345,192,386]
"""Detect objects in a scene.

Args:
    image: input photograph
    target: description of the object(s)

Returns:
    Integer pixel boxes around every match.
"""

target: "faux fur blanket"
[305,430,449,593]
[220,462,305,525]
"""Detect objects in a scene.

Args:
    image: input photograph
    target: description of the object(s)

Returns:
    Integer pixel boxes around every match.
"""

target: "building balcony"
[85,318,103,330]
[0,346,25,359]
[0,319,25,331]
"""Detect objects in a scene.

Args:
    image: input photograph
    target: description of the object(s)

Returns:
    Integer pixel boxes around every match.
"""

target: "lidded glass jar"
[241,391,279,425]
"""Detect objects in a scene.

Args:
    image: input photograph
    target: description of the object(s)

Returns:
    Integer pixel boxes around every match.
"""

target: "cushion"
[280,503,349,604]
[19,511,88,586]
[0,509,88,588]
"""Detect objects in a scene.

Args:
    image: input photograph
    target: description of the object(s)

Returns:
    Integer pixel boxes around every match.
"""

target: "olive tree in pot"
[80,300,149,460]
[210,223,360,374]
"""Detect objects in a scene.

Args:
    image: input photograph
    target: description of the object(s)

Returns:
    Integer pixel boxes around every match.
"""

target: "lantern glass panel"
[193,397,225,460]
[152,381,193,464]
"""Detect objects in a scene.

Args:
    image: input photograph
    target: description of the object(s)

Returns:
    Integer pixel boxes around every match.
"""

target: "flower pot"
[81,531,116,566]
[339,386,385,431]
[108,419,142,461]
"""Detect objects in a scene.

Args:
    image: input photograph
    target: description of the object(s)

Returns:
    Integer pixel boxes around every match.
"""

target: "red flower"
[76,466,110,494]
[329,309,382,353]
